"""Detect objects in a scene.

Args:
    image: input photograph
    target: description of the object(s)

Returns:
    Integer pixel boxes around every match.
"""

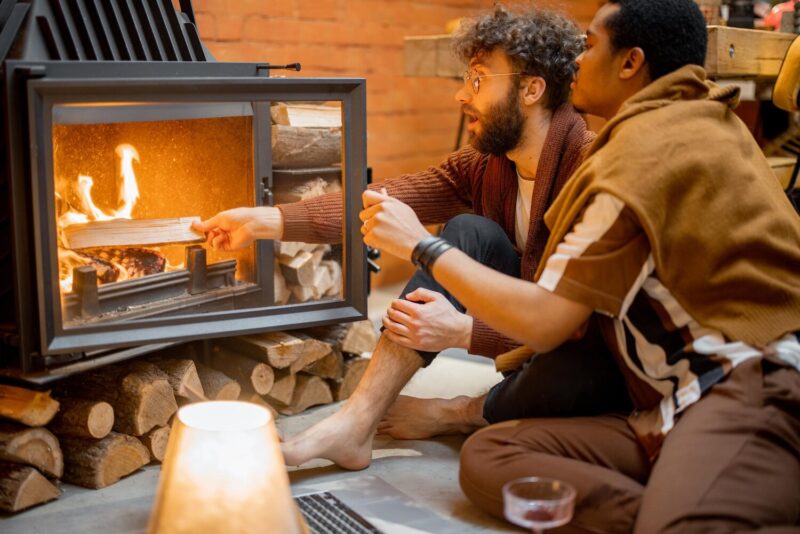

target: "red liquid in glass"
[524,510,555,522]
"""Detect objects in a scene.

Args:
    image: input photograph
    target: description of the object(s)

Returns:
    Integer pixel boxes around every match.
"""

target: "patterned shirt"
[538,192,800,457]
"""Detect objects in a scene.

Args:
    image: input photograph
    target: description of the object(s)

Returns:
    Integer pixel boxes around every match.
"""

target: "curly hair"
[452,5,584,110]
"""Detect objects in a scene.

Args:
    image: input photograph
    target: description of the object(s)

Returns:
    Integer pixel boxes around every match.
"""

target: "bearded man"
[195,6,631,469]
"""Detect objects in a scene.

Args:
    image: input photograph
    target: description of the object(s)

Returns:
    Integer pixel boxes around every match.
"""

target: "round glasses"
[463,70,524,94]
[503,477,576,533]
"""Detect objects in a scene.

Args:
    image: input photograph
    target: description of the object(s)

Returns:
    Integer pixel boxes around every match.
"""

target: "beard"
[468,84,525,156]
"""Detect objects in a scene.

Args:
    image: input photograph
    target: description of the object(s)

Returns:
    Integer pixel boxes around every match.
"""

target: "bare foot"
[281,405,374,470]
[376,395,486,439]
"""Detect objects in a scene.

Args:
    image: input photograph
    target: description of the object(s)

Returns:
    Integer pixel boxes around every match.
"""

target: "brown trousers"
[459,359,800,533]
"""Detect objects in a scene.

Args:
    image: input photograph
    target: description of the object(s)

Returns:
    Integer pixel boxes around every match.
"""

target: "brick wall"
[190,0,602,284]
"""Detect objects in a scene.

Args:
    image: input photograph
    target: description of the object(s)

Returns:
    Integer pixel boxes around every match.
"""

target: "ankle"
[452,395,487,433]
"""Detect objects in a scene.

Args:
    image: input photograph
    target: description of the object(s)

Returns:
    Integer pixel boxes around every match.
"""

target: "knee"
[440,214,506,244]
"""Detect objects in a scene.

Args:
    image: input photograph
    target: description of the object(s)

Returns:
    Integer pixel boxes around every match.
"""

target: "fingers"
[385,305,413,326]
[382,328,414,349]
[362,189,390,208]
[404,287,440,303]
[390,298,422,316]
[382,315,411,336]
[193,213,223,233]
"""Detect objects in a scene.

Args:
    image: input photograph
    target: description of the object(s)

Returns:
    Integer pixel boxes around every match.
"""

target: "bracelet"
[411,236,453,275]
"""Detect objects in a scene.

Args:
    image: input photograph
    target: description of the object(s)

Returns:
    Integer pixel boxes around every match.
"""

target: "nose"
[455,85,471,104]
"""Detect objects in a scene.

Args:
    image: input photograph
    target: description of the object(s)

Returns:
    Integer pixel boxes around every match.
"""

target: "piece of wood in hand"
[221,331,307,369]
[265,368,296,405]
[153,358,206,402]
[60,432,150,489]
[0,423,63,478]
[194,362,241,401]
[279,250,315,287]
[270,103,342,128]
[139,425,170,463]
[210,345,275,395]
[278,374,333,415]
[48,398,114,439]
[61,216,204,250]
[0,385,59,427]
[303,349,344,380]
[58,361,177,436]
[330,357,369,402]
[0,462,61,513]
[288,334,333,374]
[271,125,342,169]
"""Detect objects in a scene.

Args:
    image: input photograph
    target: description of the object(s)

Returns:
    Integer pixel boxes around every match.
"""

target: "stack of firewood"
[0,320,376,513]
[274,241,342,304]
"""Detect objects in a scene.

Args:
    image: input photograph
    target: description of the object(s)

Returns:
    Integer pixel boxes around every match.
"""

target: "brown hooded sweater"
[536,65,800,347]
[278,103,594,357]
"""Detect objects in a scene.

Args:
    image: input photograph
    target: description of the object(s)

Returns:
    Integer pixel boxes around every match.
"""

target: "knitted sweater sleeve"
[277,147,487,243]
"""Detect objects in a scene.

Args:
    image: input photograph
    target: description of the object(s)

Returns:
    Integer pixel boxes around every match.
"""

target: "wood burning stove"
[0,0,367,382]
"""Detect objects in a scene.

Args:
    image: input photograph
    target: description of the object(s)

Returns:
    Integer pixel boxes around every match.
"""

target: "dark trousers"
[398,214,632,423]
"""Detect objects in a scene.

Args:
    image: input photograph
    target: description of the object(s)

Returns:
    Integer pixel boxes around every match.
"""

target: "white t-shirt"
[515,170,535,249]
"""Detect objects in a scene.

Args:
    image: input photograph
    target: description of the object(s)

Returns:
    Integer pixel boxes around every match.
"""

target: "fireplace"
[0,0,367,383]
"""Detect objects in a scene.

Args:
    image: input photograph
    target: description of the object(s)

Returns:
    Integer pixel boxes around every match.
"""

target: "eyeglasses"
[463,70,524,95]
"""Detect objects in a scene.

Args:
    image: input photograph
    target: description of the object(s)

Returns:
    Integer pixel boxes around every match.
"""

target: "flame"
[114,144,140,219]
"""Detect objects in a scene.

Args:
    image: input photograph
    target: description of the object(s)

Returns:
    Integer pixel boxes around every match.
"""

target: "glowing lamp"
[148,401,304,534]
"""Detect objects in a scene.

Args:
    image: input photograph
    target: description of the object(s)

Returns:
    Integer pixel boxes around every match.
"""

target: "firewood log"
[309,244,331,268]
[278,375,333,415]
[322,260,343,298]
[271,103,342,128]
[288,334,333,374]
[279,250,315,287]
[290,284,315,302]
[61,216,204,250]
[274,262,291,305]
[310,265,334,299]
[59,361,178,436]
[0,385,59,427]
[0,462,61,513]
[60,432,150,489]
[265,369,296,405]
[304,349,344,380]
[0,423,63,478]
[194,363,241,401]
[329,357,369,401]
[271,125,341,169]
[49,398,114,439]
[303,321,377,356]
[273,177,329,204]
[140,425,170,463]
[220,331,307,369]
[210,345,275,395]
[275,240,305,257]
[153,359,206,402]
[238,389,280,421]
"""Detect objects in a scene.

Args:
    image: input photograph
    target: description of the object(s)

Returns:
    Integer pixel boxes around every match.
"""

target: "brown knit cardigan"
[278,103,594,357]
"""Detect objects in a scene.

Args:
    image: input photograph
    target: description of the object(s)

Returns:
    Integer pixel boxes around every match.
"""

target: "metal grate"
[26,0,205,62]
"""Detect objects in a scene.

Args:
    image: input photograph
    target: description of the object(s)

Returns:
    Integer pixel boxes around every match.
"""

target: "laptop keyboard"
[295,492,383,534]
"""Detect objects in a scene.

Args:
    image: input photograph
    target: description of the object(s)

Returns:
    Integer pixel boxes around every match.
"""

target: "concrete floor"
[1,283,512,533]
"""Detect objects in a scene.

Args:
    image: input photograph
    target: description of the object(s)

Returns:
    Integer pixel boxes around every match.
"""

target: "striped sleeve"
[537,193,652,317]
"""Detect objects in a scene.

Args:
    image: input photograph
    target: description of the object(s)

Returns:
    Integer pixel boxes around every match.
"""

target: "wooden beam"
[61,216,204,250]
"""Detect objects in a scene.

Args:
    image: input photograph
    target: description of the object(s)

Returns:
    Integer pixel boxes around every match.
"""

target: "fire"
[57,143,167,294]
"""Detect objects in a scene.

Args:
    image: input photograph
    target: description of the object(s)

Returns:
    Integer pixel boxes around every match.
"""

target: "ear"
[521,76,547,106]
[619,47,647,81]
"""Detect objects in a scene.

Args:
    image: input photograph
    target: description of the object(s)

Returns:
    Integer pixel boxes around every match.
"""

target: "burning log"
[60,432,150,489]
[48,398,114,440]
[0,463,61,513]
[0,385,60,427]
[0,423,63,478]
[61,216,204,250]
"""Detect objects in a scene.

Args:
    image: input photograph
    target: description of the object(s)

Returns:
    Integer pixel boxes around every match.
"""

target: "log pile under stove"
[0,320,376,513]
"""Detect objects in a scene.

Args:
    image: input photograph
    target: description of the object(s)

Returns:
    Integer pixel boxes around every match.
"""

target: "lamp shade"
[148,401,303,534]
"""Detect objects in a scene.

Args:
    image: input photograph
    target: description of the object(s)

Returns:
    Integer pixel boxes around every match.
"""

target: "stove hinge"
[259,178,273,206]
